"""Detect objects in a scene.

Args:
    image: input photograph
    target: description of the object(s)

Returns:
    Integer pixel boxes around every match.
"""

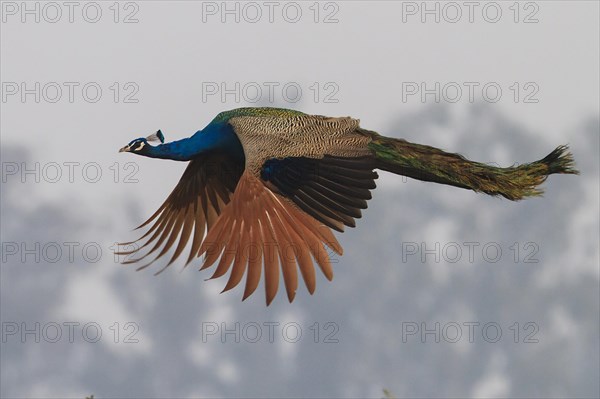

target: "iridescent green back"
[212,107,306,123]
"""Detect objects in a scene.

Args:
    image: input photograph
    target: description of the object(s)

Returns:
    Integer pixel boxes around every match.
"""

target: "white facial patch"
[134,142,146,151]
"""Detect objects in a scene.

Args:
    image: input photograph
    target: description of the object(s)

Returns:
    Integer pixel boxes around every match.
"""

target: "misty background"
[1,1,598,398]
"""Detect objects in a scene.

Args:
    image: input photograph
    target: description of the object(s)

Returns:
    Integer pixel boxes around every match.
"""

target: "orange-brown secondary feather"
[198,172,344,305]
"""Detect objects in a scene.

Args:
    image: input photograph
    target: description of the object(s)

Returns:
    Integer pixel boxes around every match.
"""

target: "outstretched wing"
[261,155,378,232]
[116,152,244,273]
[198,155,378,305]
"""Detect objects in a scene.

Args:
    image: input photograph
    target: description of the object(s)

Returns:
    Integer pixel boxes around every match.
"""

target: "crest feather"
[146,130,165,143]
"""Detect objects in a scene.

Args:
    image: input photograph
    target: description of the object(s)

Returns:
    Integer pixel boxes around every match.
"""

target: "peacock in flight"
[117,107,578,305]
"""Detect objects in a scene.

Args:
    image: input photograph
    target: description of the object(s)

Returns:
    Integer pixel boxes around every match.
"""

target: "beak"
[118,145,130,153]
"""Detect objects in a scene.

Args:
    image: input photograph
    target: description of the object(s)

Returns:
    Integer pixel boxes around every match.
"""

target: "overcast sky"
[1,1,599,398]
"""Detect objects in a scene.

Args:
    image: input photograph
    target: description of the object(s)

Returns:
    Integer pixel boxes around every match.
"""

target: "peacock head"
[119,130,165,153]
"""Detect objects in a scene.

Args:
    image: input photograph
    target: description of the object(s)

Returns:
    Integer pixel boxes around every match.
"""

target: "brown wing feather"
[197,172,343,305]
[116,153,243,271]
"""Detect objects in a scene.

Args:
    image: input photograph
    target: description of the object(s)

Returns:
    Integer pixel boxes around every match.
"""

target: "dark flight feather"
[116,153,243,271]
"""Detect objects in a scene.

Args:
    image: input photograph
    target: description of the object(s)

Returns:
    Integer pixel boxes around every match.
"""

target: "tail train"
[364,130,579,201]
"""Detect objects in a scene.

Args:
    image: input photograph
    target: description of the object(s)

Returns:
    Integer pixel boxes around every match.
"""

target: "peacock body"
[117,107,578,304]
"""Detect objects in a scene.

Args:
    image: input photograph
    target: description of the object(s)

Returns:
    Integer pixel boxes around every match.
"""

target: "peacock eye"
[133,141,145,151]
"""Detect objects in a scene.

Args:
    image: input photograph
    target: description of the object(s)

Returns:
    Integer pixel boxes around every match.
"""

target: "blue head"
[119,130,165,154]
[118,123,244,162]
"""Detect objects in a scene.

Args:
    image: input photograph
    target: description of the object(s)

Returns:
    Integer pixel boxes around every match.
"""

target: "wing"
[116,152,244,274]
[261,155,378,232]
[198,155,378,305]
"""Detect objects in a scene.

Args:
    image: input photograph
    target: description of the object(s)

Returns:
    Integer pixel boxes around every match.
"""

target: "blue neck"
[144,138,195,161]
[142,122,243,162]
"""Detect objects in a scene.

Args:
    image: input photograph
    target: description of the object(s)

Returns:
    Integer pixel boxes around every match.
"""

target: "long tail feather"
[366,132,578,201]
